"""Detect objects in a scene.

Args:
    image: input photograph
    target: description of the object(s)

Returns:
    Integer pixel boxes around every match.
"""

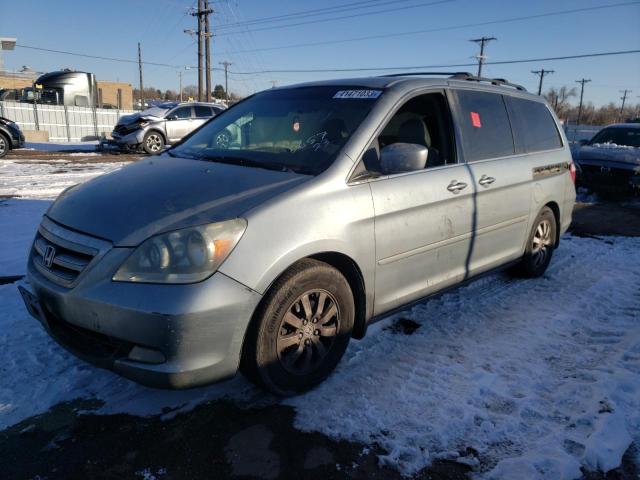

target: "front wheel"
[241,259,354,396]
[142,131,164,154]
[515,206,557,278]
[0,133,9,158]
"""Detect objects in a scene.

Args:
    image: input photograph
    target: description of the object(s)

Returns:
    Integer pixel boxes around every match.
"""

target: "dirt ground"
[1,151,639,479]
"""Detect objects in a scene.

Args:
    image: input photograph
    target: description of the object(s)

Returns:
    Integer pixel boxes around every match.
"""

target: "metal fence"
[0,101,135,142]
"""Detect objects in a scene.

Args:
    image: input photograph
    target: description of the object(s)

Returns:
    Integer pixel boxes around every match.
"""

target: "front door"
[361,91,475,315]
[165,105,194,142]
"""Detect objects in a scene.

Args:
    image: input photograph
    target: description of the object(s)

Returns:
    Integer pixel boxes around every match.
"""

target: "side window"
[171,106,192,119]
[194,105,213,118]
[362,92,456,174]
[506,97,563,153]
[454,90,514,162]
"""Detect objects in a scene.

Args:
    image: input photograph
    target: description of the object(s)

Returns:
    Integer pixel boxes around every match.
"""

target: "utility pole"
[178,70,183,102]
[187,1,213,102]
[204,0,213,102]
[575,78,591,126]
[619,89,631,120]
[532,68,554,96]
[470,36,496,77]
[137,42,144,110]
[188,0,204,101]
[219,61,232,100]
[270,80,277,89]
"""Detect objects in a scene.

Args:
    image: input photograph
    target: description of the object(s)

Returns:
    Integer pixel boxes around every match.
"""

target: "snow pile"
[0,159,125,199]
[288,236,640,478]
[19,141,98,152]
[590,142,638,150]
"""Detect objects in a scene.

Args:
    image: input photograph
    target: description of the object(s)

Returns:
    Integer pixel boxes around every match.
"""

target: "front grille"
[581,165,633,184]
[31,220,105,288]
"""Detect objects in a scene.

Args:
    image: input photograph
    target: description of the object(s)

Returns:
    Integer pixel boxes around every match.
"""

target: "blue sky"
[2,0,639,106]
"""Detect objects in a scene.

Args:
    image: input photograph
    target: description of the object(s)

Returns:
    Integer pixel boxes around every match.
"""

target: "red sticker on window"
[470,112,482,128]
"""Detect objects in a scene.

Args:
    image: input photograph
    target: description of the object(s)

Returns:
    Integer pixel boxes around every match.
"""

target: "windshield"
[141,106,174,118]
[589,127,640,148]
[171,86,382,175]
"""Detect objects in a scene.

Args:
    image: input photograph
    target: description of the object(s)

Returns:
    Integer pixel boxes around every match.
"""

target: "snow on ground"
[0,158,639,478]
[288,236,640,479]
[0,158,125,200]
[19,141,98,152]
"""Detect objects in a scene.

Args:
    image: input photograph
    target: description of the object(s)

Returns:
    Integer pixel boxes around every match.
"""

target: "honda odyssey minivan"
[20,73,576,395]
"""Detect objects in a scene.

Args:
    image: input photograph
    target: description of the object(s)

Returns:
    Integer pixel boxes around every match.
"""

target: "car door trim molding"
[533,161,571,180]
[378,214,528,266]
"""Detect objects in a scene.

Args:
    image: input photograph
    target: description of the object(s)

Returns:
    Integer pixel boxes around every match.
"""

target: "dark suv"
[0,116,25,158]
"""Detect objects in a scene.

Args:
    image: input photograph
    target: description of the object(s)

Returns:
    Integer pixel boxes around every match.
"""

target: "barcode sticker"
[333,90,382,99]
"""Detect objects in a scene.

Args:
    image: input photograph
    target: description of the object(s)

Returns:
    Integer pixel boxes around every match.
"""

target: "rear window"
[194,105,213,118]
[454,90,514,162]
[506,97,563,153]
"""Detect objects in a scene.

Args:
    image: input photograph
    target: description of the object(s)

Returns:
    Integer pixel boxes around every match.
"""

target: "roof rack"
[381,71,527,91]
[448,73,527,91]
[381,71,473,78]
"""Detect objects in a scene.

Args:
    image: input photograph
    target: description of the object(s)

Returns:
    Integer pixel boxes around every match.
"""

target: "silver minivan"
[20,73,576,395]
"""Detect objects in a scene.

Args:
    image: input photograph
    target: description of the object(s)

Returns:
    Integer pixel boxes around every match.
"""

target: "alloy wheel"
[276,289,340,375]
[0,136,6,156]
[146,134,163,152]
[531,219,552,267]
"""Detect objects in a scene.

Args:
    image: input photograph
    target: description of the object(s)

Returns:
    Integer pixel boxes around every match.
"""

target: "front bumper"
[107,128,146,150]
[23,228,262,389]
[577,162,640,194]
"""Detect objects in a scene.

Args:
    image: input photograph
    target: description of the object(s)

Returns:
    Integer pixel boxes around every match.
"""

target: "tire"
[0,132,9,159]
[515,206,557,278]
[142,131,164,154]
[241,259,354,396]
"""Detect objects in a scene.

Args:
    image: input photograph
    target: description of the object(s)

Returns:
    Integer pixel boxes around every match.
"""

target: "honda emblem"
[43,245,56,268]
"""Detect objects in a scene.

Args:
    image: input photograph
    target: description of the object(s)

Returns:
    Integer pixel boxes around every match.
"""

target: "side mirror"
[380,143,428,175]
[168,114,179,120]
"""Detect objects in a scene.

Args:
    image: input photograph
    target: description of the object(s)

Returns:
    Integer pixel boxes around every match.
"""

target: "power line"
[224,49,640,75]
[216,0,421,29]
[221,1,640,53]
[215,0,454,36]
[532,68,554,95]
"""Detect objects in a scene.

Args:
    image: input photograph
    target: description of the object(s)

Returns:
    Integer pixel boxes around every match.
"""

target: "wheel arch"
[543,200,561,247]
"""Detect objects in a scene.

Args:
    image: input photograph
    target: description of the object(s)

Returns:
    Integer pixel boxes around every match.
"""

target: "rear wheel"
[241,259,354,396]
[0,133,9,158]
[142,131,164,154]
[515,206,557,278]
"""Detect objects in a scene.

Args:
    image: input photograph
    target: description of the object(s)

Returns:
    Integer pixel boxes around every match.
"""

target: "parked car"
[0,88,20,101]
[108,101,226,154]
[20,73,576,395]
[572,123,640,197]
[0,116,25,158]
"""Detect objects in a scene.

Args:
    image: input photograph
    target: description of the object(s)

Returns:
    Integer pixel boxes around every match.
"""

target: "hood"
[574,144,640,168]
[116,111,162,126]
[46,155,309,246]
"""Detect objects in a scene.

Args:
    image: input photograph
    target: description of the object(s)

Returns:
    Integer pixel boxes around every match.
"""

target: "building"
[0,69,133,109]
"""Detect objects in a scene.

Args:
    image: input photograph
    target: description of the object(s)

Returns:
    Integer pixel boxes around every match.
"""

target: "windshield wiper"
[194,154,304,174]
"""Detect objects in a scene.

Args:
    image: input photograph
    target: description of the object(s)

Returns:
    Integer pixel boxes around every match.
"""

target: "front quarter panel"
[218,160,376,319]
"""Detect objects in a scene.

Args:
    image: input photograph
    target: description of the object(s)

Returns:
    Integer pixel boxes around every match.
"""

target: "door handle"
[447,180,468,194]
[478,175,496,187]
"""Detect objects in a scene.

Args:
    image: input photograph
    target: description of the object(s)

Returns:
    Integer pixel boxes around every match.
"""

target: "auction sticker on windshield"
[333,90,382,99]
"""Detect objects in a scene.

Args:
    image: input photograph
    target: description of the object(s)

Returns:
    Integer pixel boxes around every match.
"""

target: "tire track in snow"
[287,235,640,479]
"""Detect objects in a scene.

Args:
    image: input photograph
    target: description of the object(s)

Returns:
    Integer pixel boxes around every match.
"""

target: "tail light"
[569,161,576,184]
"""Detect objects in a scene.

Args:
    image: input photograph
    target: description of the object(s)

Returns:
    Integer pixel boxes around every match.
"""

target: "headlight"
[113,219,246,284]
